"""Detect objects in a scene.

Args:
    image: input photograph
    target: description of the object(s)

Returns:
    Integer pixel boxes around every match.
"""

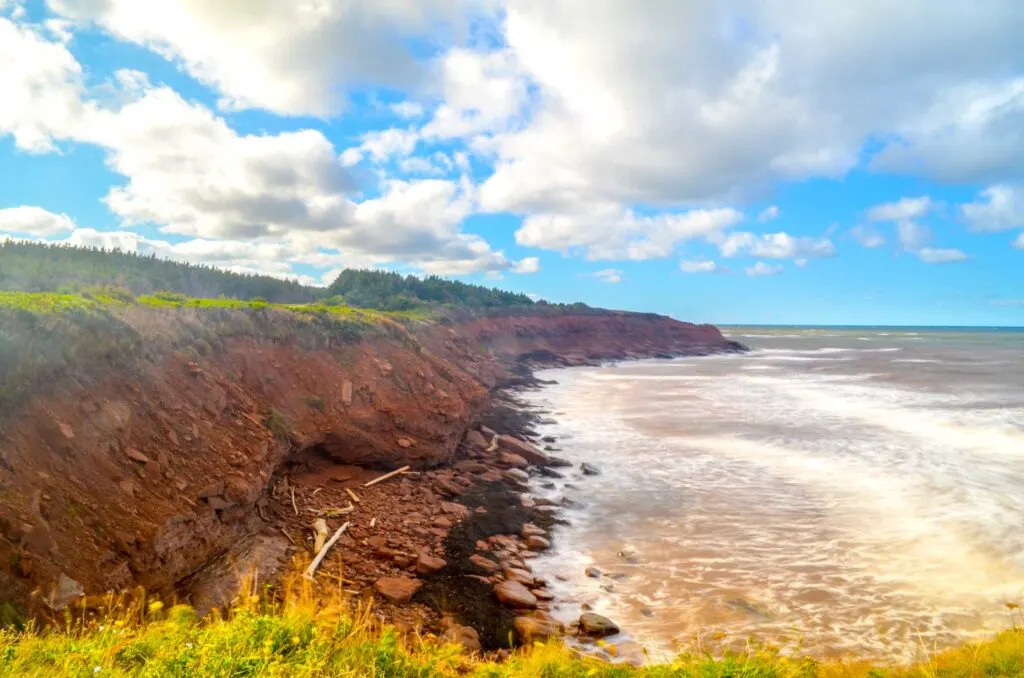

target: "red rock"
[521,523,547,538]
[532,588,555,602]
[432,516,453,529]
[525,536,551,551]
[503,567,534,586]
[470,554,499,572]
[514,616,561,641]
[465,430,489,450]
[494,580,538,609]
[498,436,550,466]
[578,613,619,638]
[442,624,481,652]
[499,452,529,469]
[584,567,602,578]
[504,469,529,484]
[416,553,447,574]
[374,576,422,604]
[124,447,150,464]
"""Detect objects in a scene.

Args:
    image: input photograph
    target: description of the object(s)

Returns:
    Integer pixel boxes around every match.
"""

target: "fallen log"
[312,518,329,553]
[304,522,350,580]
[363,465,410,488]
[345,488,361,504]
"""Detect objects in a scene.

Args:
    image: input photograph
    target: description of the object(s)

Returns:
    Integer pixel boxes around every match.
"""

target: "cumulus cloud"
[591,268,623,284]
[745,262,783,277]
[513,256,540,274]
[757,206,780,222]
[897,220,931,251]
[515,206,743,261]
[477,1,1024,213]
[867,196,932,222]
[850,225,885,248]
[0,18,88,152]
[680,259,718,273]
[713,231,835,260]
[961,184,1024,231]
[0,206,76,235]
[390,101,425,119]
[916,247,969,263]
[45,0,473,117]
[1014,233,1024,249]
[0,26,528,277]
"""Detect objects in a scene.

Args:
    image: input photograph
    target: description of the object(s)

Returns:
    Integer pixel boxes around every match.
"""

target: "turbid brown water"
[521,327,1024,662]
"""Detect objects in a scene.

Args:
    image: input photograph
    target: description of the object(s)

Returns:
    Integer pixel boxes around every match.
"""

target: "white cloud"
[896,220,931,251]
[680,258,718,273]
[0,206,76,235]
[916,247,969,263]
[745,262,783,277]
[0,18,88,152]
[390,101,425,119]
[421,47,530,140]
[591,268,623,284]
[990,298,1024,306]
[46,0,472,117]
[757,206,780,222]
[513,256,540,274]
[356,127,420,163]
[1014,233,1024,249]
[850,224,885,248]
[961,184,1024,231]
[867,196,932,222]
[515,206,743,260]
[478,1,1024,213]
[714,231,835,259]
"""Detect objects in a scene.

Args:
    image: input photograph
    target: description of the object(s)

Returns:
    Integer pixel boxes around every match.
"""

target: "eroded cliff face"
[0,311,738,612]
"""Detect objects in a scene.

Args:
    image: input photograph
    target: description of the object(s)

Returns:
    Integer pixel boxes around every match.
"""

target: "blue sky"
[2,0,1023,326]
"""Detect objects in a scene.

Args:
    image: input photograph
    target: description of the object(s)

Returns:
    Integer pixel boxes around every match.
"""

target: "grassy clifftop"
[0,586,1021,677]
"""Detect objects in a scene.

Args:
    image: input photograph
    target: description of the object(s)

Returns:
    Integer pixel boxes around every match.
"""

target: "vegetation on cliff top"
[0,583,1021,677]
[0,242,579,312]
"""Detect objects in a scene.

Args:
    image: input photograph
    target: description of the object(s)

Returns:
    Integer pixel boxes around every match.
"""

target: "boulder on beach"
[581,462,600,476]
[521,523,547,539]
[498,435,550,465]
[525,535,551,551]
[470,554,499,572]
[499,451,529,469]
[494,580,538,609]
[584,566,602,578]
[504,469,530,484]
[415,552,447,575]
[503,567,535,586]
[514,616,561,641]
[374,576,422,604]
[443,623,481,653]
[465,430,489,450]
[578,613,620,638]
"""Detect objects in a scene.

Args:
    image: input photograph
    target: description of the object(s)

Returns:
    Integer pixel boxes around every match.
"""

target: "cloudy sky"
[2,0,1023,325]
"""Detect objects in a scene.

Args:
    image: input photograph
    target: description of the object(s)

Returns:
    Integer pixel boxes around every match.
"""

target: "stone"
[206,496,232,511]
[118,479,138,498]
[532,588,555,602]
[374,576,422,604]
[416,553,447,575]
[124,447,151,464]
[432,516,453,529]
[442,624,481,653]
[479,425,497,438]
[578,613,620,638]
[465,430,488,450]
[504,469,529,484]
[584,567,602,578]
[521,523,547,539]
[499,452,529,469]
[641,607,654,618]
[514,616,561,641]
[494,580,538,609]
[341,380,353,405]
[470,554,499,572]
[46,573,84,611]
[503,567,534,586]
[519,495,535,508]
[548,457,573,468]
[396,437,415,449]
[498,436,550,465]
[440,502,469,518]
[541,436,557,443]
[581,463,600,476]
[454,460,490,474]
[525,536,551,551]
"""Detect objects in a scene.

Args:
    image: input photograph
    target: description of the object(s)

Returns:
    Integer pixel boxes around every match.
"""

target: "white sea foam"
[523,334,1024,660]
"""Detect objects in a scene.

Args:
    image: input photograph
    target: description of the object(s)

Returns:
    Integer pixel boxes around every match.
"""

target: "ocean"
[522,326,1024,662]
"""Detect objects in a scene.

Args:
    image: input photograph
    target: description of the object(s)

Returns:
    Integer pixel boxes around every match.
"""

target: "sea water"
[522,327,1024,662]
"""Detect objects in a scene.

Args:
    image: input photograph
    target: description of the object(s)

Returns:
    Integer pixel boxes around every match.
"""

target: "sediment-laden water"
[523,327,1024,662]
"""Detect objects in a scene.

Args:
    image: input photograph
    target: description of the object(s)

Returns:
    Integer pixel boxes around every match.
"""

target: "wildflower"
[291,636,300,645]
[93,667,101,674]
[185,643,193,649]
[148,601,164,613]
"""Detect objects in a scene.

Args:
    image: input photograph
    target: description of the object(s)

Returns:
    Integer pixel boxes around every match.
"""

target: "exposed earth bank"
[0,308,742,646]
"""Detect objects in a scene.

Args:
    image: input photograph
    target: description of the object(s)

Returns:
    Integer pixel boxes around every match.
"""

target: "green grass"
[0,580,1021,678]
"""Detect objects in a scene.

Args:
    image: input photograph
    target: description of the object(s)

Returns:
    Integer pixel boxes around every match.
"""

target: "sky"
[1,0,1023,326]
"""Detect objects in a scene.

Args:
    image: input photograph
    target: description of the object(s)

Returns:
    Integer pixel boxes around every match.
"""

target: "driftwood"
[363,465,411,488]
[485,435,499,453]
[304,522,350,580]
[315,504,354,518]
[291,487,298,516]
[369,517,377,529]
[312,518,329,553]
[345,488,361,504]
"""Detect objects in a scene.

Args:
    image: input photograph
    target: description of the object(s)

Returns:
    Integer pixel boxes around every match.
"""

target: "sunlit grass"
[1,577,1021,677]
